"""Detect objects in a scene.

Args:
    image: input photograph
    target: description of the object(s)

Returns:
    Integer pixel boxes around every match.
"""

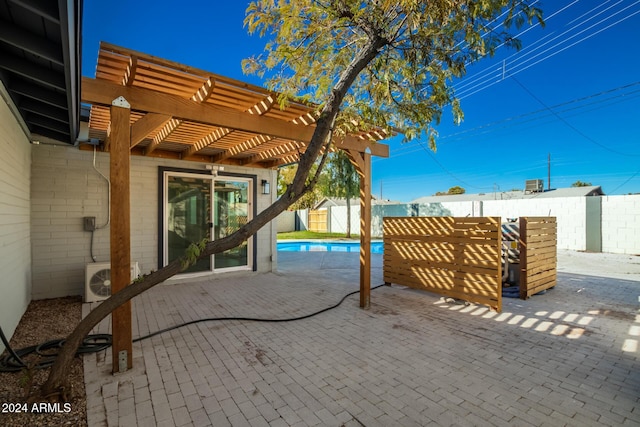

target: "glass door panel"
[167,176,211,273]
[214,179,249,269]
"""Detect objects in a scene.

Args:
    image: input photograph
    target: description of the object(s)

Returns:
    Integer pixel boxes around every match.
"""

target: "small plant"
[19,360,36,400]
[180,238,209,270]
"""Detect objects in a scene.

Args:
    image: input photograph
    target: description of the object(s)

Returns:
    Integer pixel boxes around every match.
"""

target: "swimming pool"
[277,241,384,254]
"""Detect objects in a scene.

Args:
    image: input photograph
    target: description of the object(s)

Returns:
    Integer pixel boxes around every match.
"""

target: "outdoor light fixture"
[205,165,224,176]
[262,179,270,195]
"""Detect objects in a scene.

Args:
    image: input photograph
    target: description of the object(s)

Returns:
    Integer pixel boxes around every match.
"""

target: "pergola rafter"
[122,55,138,86]
[182,127,232,158]
[84,43,389,164]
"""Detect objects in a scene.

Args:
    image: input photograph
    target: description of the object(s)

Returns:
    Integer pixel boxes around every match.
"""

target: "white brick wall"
[31,145,277,299]
[602,195,640,254]
[483,198,588,251]
[0,96,32,353]
[325,196,639,254]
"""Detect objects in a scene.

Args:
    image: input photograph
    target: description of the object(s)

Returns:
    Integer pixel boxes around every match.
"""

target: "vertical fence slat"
[520,217,557,299]
[308,209,327,233]
[383,216,502,312]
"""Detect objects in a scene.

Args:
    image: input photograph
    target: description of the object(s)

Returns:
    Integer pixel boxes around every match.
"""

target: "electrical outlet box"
[83,216,96,231]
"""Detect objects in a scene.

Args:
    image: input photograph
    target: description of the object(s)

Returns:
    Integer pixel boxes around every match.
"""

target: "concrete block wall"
[602,195,640,254]
[321,196,639,254]
[420,201,472,217]
[277,210,296,233]
[31,144,277,300]
[0,97,32,354]
[482,198,588,251]
[373,204,411,236]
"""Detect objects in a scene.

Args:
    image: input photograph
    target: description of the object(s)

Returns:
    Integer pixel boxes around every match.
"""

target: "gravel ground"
[0,296,87,427]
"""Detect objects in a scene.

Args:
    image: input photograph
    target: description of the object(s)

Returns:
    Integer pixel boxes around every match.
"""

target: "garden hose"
[0,284,384,372]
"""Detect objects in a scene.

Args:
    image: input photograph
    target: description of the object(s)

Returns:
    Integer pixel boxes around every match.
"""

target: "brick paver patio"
[83,252,640,426]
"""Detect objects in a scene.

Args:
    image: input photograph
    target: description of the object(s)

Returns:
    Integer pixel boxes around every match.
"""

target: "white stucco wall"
[31,144,277,300]
[0,95,32,354]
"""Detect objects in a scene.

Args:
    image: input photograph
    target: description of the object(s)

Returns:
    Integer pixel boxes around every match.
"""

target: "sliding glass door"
[163,172,252,274]
[213,180,249,269]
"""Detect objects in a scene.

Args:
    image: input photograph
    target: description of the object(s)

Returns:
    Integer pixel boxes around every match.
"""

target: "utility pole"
[548,153,551,191]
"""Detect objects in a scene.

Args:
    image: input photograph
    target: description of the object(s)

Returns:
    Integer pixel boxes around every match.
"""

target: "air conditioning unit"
[525,179,544,193]
[85,262,140,303]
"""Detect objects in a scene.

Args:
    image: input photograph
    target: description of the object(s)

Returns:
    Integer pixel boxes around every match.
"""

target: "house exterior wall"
[0,96,32,353]
[31,144,277,300]
[601,195,640,254]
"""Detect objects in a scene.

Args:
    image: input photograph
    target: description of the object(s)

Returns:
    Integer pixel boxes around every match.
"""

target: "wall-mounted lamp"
[205,165,224,176]
[261,179,270,195]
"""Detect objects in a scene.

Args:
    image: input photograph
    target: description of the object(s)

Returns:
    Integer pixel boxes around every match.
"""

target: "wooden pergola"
[81,42,390,373]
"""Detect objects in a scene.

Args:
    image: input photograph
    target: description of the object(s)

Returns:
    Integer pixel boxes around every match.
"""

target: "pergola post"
[109,96,132,373]
[348,149,372,309]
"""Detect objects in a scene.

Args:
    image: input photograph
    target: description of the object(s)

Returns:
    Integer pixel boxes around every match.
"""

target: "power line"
[376,81,640,160]
[455,0,579,93]
[454,1,640,99]
[608,168,640,194]
[511,76,640,157]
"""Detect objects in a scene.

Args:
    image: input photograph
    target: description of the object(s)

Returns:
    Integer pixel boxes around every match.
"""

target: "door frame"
[158,166,258,274]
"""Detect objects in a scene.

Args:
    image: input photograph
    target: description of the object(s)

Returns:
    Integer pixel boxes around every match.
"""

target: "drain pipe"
[92,144,111,229]
[88,144,111,262]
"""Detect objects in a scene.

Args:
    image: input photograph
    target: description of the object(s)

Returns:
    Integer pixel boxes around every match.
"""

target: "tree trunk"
[42,35,388,398]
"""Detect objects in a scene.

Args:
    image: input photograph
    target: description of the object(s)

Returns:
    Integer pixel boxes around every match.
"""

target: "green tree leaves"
[244,1,542,145]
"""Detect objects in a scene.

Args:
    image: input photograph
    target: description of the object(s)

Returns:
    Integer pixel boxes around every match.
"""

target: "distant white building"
[410,186,604,204]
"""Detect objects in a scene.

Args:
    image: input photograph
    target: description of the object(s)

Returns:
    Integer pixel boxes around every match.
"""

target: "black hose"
[134,284,384,342]
[0,284,385,372]
[0,324,26,368]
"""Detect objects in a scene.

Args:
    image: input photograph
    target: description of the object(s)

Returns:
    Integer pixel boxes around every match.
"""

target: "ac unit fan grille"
[89,268,112,297]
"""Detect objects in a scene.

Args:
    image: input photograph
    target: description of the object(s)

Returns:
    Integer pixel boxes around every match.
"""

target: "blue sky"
[82,1,640,202]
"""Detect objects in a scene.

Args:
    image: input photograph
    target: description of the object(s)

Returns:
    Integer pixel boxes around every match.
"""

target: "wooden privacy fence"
[519,217,557,299]
[383,217,502,312]
[308,209,327,233]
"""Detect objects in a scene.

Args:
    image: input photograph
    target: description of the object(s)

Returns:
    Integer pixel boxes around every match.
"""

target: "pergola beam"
[191,77,215,102]
[211,134,273,163]
[130,113,172,147]
[123,55,138,86]
[240,141,306,166]
[247,94,275,115]
[183,127,232,158]
[146,118,181,156]
[82,77,389,158]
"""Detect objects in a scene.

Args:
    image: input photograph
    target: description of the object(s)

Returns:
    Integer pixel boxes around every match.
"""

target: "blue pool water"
[277,241,384,254]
